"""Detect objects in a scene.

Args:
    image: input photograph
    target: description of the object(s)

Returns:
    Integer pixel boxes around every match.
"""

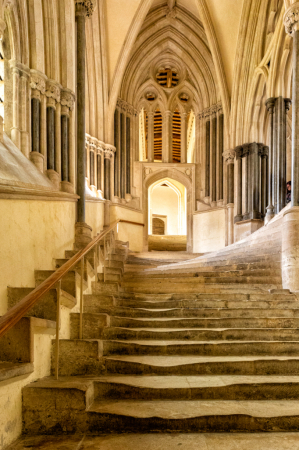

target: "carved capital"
[285,98,292,112]
[117,98,136,116]
[235,145,243,160]
[61,88,76,111]
[223,149,235,165]
[75,0,96,17]
[265,97,276,112]
[30,71,46,96]
[284,2,299,35]
[46,80,61,103]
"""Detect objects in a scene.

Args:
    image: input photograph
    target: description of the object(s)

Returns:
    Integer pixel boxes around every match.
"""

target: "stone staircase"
[20,217,299,437]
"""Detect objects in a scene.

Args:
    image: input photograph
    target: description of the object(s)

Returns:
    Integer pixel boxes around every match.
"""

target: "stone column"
[120,112,126,199]
[205,115,211,199]
[126,115,131,197]
[250,143,261,219]
[60,89,75,193]
[234,146,243,222]
[147,111,154,163]
[74,0,94,250]
[277,97,292,212]
[261,146,269,217]
[104,149,112,201]
[29,73,46,172]
[265,98,275,223]
[242,143,250,220]
[217,110,224,203]
[45,81,60,189]
[223,149,235,245]
[10,64,21,149]
[114,108,120,199]
[181,112,187,164]
[97,151,102,193]
[211,110,217,206]
[20,71,30,158]
[165,110,172,163]
[90,150,95,186]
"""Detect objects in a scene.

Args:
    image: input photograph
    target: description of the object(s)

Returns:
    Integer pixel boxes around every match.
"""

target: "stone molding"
[75,0,95,17]
[117,98,137,116]
[223,149,235,164]
[284,2,299,35]
[61,88,76,111]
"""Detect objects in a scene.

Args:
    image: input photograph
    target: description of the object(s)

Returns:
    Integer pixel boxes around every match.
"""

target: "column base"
[60,180,74,194]
[121,198,126,205]
[74,222,93,251]
[29,151,44,173]
[282,207,299,292]
[203,196,211,205]
[234,214,243,224]
[46,169,60,190]
[113,196,121,204]
[217,200,224,207]
[227,203,234,245]
[234,219,264,243]
[125,193,132,202]
[265,206,275,225]
[211,201,217,208]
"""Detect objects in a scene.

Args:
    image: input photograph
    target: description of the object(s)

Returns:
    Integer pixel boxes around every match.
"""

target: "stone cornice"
[85,134,115,155]
[284,2,299,35]
[30,70,47,96]
[200,102,223,119]
[75,0,96,17]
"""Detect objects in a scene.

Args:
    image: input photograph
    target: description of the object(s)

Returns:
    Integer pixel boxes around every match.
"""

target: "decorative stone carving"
[61,89,76,111]
[46,80,61,104]
[284,2,299,35]
[166,6,177,19]
[30,71,46,99]
[146,92,156,102]
[179,93,189,103]
[223,149,235,165]
[144,167,152,178]
[117,98,136,116]
[75,0,95,17]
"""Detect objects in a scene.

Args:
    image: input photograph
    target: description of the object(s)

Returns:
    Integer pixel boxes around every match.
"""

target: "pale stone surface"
[234,219,264,243]
[193,208,226,253]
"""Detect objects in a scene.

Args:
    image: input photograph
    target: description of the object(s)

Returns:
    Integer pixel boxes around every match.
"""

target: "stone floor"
[9,433,299,449]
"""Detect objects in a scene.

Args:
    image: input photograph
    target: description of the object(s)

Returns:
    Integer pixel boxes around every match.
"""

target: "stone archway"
[143,168,193,252]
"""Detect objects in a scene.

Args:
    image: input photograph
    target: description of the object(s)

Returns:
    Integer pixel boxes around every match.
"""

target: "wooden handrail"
[120,220,145,227]
[0,219,138,339]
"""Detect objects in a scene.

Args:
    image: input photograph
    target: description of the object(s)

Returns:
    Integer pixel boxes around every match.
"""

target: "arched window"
[172,108,181,162]
[154,108,162,161]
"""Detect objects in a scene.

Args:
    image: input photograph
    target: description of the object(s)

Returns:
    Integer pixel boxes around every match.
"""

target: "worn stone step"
[122,283,280,295]
[93,281,120,295]
[105,355,299,376]
[104,340,299,357]
[70,313,110,339]
[83,295,115,314]
[51,340,104,376]
[102,327,299,342]
[95,375,299,401]
[116,299,299,310]
[98,272,122,283]
[96,306,299,319]
[125,269,282,280]
[125,292,296,302]
[105,260,124,271]
[7,287,76,321]
[110,316,299,329]
[122,277,282,287]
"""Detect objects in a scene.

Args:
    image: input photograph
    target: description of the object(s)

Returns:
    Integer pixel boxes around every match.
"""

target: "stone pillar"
[223,149,235,245]
[90,150,95,186]
[104,150,112,201]
[251,143,261,219]
[276,97,292,212]
[126,115,131,196]
[205,117,210,199]
[181,112,187,164]
[60,89,75,194]
[234,146,243,222]
[20,71,30,158]
[120,112,126,199]
[211,111,217,206]
[97,152,102,192]
[74,0,95,250]
[242,143,250,219]
[261,146,269,217]
[114,108,120,198]
[10,65,21,149]
[147,111,154,163]
[165,110,172,163]
[29,72,46,172]
[265,98,275,223]
[217,111,224,203]
[45,81,61,190]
